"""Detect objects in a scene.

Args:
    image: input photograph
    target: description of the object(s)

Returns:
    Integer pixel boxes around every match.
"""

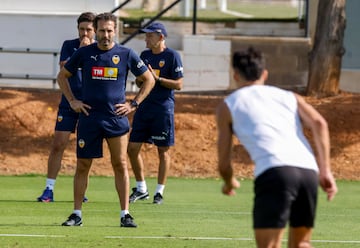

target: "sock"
[73,210,82,218]
[121,210,129,218]
[136,181,147,193]
[155,184,165,196]
[46,178,56,190]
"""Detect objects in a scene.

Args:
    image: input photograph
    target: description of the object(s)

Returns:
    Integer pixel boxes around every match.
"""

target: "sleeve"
[128,49,148,77]
[59,40,71,63]
[171,50,184,79]
[64,48,81,75]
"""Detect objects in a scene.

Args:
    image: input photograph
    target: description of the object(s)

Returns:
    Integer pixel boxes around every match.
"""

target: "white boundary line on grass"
[105,236,360,244]
[1,234,360,244]
[106,236,253,241]
[0,234,65,238]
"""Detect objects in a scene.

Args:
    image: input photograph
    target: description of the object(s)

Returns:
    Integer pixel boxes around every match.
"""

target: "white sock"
[46,178,56,190]
[73,210,82,218]
[121,210,129,218]
[155,184,165,195]
[136,181,147,193]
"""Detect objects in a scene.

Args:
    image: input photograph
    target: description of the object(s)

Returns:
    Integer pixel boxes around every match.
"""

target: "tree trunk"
[306,0,346,97]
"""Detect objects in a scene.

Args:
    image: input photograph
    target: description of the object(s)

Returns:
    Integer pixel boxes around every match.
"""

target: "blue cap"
[140,22,168,37]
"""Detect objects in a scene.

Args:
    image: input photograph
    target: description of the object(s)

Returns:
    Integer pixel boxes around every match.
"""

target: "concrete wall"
[0,0,117,89]
[226,36,311,91]
[1,0,359,93]
[182,35,231,91]
[0,0,115,14]
[124,20,306,92]
[340,0,360,92]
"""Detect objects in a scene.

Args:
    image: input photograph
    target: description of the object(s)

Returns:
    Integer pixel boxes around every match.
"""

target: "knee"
[51,139,67,153]
[127,143,140,157]
[157,147,170,158]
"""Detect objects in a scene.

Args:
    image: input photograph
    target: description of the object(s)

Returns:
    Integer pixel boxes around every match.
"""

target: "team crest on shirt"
[112,55,120,64]
[78,139,85,148]
[57,115,63,122]
[159,59,165,68]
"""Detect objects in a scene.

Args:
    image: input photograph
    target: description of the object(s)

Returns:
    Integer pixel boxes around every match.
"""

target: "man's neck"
[98,42,115,51]
[152,44,166,54]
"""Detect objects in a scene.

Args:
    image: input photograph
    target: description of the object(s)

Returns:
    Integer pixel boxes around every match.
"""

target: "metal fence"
[0,47,59,89]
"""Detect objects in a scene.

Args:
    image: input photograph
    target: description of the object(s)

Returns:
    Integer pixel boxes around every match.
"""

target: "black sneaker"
[121,214,137,228]
[129,187,149,203]
[153,193,163,204]
[62,213,82,226]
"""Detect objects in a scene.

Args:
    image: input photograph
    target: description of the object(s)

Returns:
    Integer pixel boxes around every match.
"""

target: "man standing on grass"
[127,22,183,204]
[37,12,95,203]
[57,12,155,227]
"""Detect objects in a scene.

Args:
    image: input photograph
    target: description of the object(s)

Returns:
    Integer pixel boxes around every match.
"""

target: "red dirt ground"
[0,88,359,180]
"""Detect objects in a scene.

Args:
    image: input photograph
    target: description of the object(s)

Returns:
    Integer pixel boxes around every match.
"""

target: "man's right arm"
[57,68,90,115]
[216,101,240,196]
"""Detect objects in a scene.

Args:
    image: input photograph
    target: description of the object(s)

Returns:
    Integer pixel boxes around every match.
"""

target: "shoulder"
[62,38,79,47]
[77,43,97,52]
[164,47,181,57]
[259,85,293,97]
[113,43,132,52]
[140,49,152,56]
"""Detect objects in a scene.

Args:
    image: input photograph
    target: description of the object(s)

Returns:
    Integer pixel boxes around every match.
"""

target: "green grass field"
[123,0,299,21]
[0,176,359,247]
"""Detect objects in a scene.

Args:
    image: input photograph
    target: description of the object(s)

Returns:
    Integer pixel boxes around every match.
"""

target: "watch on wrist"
[130,99,139,109]
[156,77,161,84]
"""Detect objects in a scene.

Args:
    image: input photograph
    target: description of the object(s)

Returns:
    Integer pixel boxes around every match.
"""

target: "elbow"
[175,84,182,91]
[175,80,183,91]
[312,117,329,134]
[317,116,328,130]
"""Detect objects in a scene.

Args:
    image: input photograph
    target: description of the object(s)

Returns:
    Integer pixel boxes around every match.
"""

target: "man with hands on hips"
[57,13,155,228]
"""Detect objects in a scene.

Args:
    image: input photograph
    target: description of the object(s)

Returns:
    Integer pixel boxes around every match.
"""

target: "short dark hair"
[93,12,117,30]
[232,47,265,81]
[77,12,96,26]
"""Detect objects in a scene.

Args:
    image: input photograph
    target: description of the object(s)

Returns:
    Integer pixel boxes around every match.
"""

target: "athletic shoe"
[37,187,54,202]
[129,187,149,203]
[153,193,163,204]
[83,196,89,203]
[120,214,137,228]
[62,213,82,226]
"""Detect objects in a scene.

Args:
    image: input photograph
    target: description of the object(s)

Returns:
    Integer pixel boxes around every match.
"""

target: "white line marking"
[222,10,253,18]
[0,234,65,238]
[105,236,253,241]
[2,234,359,244]
[105,236,360,244]
[312,240,360,244]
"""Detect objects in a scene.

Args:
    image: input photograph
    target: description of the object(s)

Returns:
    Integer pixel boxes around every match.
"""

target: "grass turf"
[0,176,359,247]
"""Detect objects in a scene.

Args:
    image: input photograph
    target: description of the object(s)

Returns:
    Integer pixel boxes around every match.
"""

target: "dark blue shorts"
[253,166,318,229]
[76,114,130,158]
[54,107,79,133]
[129,110,174,147]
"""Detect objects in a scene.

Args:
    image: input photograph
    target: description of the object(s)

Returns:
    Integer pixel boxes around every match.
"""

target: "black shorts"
[76,114,130,158]
[253,166,318,228]
[54,107,79,133]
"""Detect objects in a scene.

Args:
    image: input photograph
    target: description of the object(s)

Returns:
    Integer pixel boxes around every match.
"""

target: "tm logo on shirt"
[92,67,118,80]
